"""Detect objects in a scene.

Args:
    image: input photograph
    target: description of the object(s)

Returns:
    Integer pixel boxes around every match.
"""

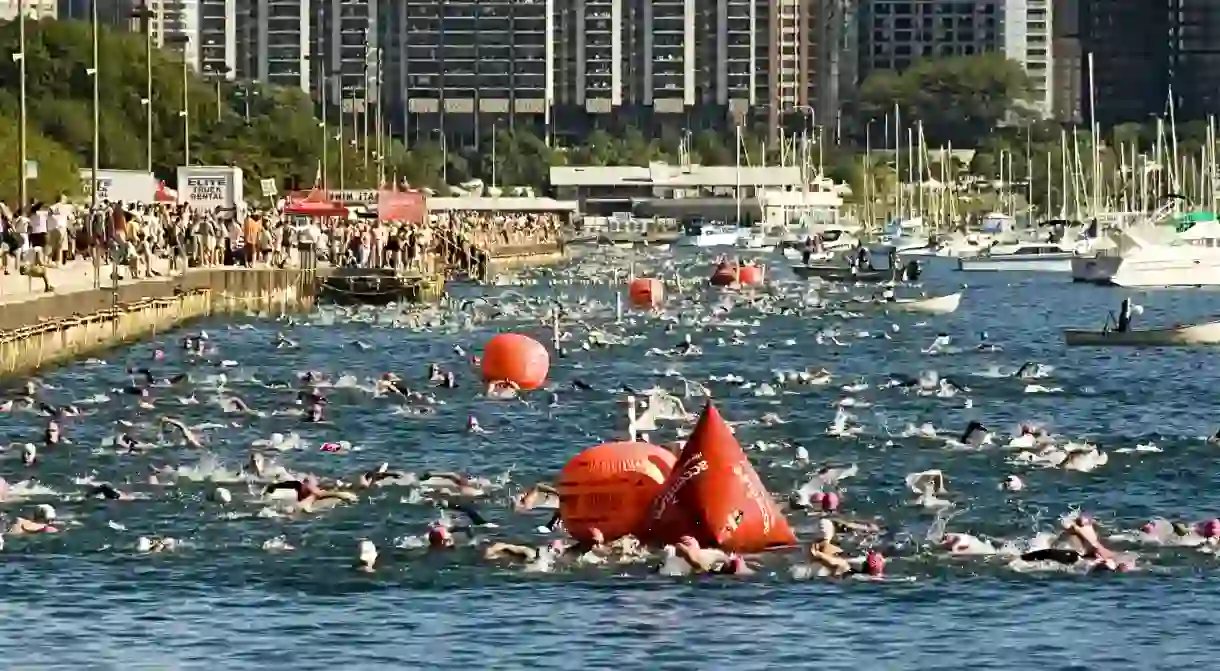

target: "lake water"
[2,251,1219,670]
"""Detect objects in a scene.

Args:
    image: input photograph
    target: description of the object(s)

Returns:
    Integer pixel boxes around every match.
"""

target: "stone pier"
[0,260,319,379]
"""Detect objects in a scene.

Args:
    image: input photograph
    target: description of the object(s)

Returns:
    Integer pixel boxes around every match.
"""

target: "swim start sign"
[176,166,244,211]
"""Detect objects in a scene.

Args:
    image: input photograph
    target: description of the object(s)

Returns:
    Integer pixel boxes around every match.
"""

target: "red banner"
[378,189,426,224]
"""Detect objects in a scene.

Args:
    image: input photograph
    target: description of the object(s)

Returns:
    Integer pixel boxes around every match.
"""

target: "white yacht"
[955,240,1083,272]
[872,217,931,254]
[779,225,860,260]
[678,219,745,248]
[1097,220,1220,287]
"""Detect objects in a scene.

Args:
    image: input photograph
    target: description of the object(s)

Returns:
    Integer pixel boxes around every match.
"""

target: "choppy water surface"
[4,250,1220,670]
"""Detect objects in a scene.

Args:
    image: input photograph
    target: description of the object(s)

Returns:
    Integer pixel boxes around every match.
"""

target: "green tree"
[852,54,1034,147]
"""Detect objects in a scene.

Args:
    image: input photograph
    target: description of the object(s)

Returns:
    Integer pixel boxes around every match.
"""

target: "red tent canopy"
[284,187,346,217]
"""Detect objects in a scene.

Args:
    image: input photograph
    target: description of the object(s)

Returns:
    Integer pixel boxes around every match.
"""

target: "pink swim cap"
[427,526,452,548]
[810,491,826,504]
[1199,519,1220,539]
[865,550,885,576]
[548,539,566,553]
[153,349,165,360]
[319,442,341,452]
[727,555,747,573]
[821,492,840,512]
[1140,522,1156,535]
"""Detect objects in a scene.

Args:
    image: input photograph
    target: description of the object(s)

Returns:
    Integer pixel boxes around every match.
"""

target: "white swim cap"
[35,504,56,522]
[22,443,35,456]
[358,539,378,564]
[212,487,232,504]
[1003,475,1024,492]
[136,537,153,553]
[817,518,835,541]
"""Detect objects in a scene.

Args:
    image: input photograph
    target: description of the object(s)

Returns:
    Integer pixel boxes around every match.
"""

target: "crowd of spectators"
[0,196,565,289]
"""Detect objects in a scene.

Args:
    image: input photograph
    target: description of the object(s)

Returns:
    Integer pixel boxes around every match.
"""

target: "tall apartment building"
[1,0,57,20]
[858,0,1054,118]
[1051,0,1080,122]
[381,0,551,139]
[1082,0,1220,126]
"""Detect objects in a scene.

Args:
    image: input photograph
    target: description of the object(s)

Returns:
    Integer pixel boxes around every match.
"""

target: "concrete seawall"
[486,242,567,272]
[0,268,318,378]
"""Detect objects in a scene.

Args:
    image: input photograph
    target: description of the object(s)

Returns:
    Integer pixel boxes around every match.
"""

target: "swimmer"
[262,475,356,510]
[959,420,991,447]
[467,415,486,434]
[1021,515,1114,564]
[160,417,203,448]
[21,443,36,467]
[7,504,59,535]
[673,537,752,576]
[484,539,565,563]
[515,483,560,511]
[355,539,377,573]
[136,536,177,553]
[305,402,324,423]
[356,463,408,488]
[44,419,67,446]
[485,380,520,399]
[87,483,132,500]
[244,451,267,478]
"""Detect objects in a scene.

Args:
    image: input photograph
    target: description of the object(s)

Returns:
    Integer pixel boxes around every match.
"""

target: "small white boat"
[843,292,962,315]
[679,220,743,248]
[956,241,1083,272]
[737,231,768,249]
[872,217,930,254]
[1064,320,1220,346]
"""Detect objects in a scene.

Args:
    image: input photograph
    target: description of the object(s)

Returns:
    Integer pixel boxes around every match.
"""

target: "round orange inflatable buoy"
[709,264,737,287]
[481,333,550,390]
[558,441,677,542]
[738,265,764,286]
[637,402,797,553]
[628,278,664,308]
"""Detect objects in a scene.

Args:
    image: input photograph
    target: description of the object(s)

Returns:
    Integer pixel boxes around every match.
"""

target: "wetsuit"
[1020,548,1084,565]
[88,483,124,500]
[264,480,310,502]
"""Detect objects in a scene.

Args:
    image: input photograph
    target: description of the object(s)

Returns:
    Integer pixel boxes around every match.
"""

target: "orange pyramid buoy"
[737,265,764,286]
[558,441,676,542]
[628,277,664,308]
[638,402,796,552]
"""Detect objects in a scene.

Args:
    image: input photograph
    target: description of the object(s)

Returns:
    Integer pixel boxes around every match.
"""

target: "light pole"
[133,3,154,173]
[17,0,27,210]
[90,0,99,224]
[174,37,190,166]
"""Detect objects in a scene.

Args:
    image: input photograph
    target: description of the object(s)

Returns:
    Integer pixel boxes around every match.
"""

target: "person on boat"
[1117,298,1134,333]
[855,245,872,271]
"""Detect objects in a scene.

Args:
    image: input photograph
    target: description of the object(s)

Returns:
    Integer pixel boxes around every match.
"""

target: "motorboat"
[1093,218,1220,287]
[842,292,962,315]
[779,226,860,260]
[872,217,930,254]
[790,264,891,283]
[737,229,768,249]
[678,219,744,248]
[1064,319,1220,346]
[955,240,1085,272]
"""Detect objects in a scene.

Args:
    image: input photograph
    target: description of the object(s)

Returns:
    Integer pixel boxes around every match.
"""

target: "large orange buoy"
[558,441,677,542]
[638,402,796,553]
[709,263,736,287]
[481,333,550,390]
[738,265,764,286]
[628,277,664,308]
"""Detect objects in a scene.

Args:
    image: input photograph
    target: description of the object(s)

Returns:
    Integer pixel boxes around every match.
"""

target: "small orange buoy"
[558,441,677,542]
[709,263,736,287]
[638,402,796,553]
[738,265,764,286]
[628,277,664,308]
[481,333,550,390]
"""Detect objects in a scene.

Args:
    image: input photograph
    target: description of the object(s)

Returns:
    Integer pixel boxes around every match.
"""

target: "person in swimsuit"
[1021,515,1115,566]
[87,483,131,501]
[262,475,356,510]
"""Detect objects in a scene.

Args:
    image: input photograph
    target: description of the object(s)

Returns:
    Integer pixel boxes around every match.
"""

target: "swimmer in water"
[160,417,203,448]
[87,483,132,500]
[7,504,59,535]
[44,419,67,447]
[21,443,36,467]
[485,380,520,398]
[262,475,357,511]
[515,483,560,511]
[1021,515,1115,565]
[244,452,266,478]
[356,463,408,488]
[672,537,753,576]
[354,539,377,572]
[304,402,324,422]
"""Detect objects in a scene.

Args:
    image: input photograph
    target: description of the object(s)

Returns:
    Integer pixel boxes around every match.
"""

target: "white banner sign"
[177,166,243,211]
